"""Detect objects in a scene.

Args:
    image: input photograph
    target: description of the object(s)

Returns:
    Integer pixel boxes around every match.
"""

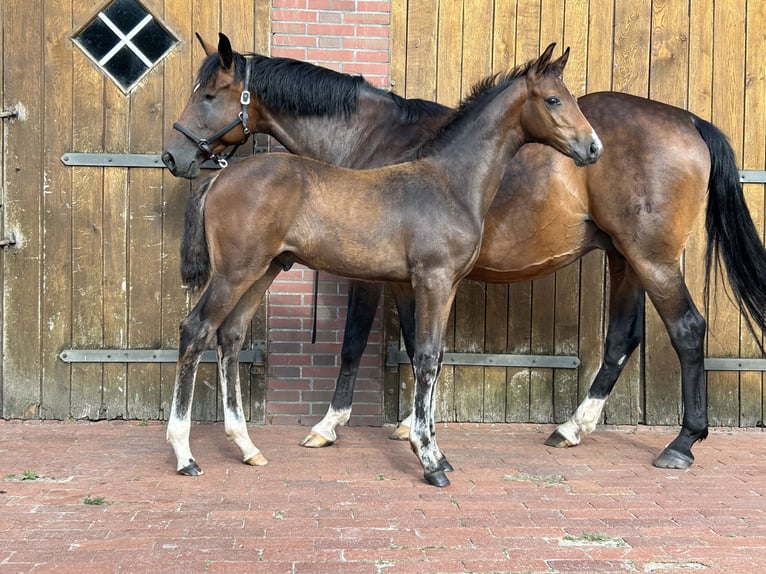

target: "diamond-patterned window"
[72,0,179,93]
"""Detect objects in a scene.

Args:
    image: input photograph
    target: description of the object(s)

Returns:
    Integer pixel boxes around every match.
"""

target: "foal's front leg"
[408,280,458,487]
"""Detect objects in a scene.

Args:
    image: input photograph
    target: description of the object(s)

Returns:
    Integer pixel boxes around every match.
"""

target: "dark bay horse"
[163,42,600,486]
[163,34,766,472]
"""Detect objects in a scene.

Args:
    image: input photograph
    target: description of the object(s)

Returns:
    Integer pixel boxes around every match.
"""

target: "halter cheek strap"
[173,59,253,169]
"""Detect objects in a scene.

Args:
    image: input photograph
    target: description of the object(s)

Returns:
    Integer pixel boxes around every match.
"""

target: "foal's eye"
[203,93,216,101]
[544,96,561,107]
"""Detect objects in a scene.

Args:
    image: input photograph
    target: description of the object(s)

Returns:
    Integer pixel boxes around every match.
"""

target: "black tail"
[696,116,766,344]
[181,176,215,292]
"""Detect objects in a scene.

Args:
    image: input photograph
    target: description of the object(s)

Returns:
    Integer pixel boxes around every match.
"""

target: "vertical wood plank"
[385,0,406,422]
[685,0,714,431]
[577,2,612,424]
[454,281,486,421]
[708,0,746,426]
[550,0,587,423]
[40,1,74,419]
[184,0,222,421]
[739,0,765,426]
[160,0,195,421]
[2,0,44,418]
[125,0,167,419]
[641,0,690,426]
[71,13,106,419]
[610,0,651,425]
[484,284,507,421]
[249,0,273,423]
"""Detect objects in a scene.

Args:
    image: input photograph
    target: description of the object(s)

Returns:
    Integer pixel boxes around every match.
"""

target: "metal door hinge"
[0,235,17,249]
[1,109,19,120]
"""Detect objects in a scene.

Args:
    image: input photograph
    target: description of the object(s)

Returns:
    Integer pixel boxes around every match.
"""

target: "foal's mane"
[195,51,449,123]
[419,61,535,157]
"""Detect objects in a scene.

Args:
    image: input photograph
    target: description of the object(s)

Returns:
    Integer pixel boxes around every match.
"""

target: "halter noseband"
[173,59,253,169]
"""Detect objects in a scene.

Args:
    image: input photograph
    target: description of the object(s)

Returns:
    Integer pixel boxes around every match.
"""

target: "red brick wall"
[266,1,391,426]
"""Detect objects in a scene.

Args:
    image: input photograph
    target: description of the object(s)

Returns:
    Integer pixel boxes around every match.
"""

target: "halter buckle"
[240,90,251,106]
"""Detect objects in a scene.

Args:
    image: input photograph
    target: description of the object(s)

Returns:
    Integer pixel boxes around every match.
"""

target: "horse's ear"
[196,33,216,56]
[534,43,557,77]
[549,46,570,78]
[217,33,234,70]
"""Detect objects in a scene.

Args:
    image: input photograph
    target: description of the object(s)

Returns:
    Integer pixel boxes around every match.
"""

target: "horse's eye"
[545,96,561,107]
[204,93,216,101]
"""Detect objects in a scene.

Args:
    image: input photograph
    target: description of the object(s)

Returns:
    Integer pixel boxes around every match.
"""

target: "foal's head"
[518,43,602,166]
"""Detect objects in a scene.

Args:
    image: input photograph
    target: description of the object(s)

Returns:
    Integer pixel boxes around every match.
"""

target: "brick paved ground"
[1,420,765,573]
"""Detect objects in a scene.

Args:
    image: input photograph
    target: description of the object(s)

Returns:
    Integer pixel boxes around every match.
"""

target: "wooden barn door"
[1,0,269,421]
[383,0,766,428]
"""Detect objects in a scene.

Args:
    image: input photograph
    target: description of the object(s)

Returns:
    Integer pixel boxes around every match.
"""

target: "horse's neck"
[430,80,526,217]
[264,92,449,169]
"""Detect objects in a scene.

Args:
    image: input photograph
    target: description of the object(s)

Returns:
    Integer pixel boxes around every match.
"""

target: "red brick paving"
[1,420,765,573]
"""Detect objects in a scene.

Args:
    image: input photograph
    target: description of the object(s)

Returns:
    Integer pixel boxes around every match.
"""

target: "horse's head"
[520,44,602,167]
[163,33,258,179]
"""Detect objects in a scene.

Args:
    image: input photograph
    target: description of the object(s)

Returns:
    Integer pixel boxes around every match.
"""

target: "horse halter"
[173,59,253,169]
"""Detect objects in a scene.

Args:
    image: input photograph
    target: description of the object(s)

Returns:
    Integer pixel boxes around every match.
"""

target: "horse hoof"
[300,432,334,448]
[424,469,451,488]
[178,460,203,476]
[653,448,694,469]
[439,458,454,472]
[244,452,269,466]
[389,425,410,441]
[544,430,575,448]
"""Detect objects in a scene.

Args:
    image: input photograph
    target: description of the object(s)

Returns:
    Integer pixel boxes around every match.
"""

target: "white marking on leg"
[554,397,607,446]
[310,406,351,443]
[167,405,194,471]
[220,350,262,463]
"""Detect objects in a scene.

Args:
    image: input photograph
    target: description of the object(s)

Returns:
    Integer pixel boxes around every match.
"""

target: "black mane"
[195,51,449,123]
[419,61,534,157]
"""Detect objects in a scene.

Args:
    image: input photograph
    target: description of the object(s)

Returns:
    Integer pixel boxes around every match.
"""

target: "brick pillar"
[266,1,391,426]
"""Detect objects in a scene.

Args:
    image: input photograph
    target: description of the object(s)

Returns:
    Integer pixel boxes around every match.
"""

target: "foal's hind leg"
[302,281,383,448]
[546,253,645,448]
[217,262,281,466]
[168,278,252,476]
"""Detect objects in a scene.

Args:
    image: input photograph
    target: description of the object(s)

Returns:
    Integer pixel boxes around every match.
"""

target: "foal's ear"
[217,33,234,70]
[534,43,557,77]
[195,33,216,56]
[548,47,570,79]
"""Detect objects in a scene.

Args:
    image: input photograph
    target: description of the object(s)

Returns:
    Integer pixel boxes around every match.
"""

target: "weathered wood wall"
[1,0,270,421]
[385,0,766,428]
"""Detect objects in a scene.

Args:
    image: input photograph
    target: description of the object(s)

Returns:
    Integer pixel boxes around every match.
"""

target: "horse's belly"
[470,197,597,283]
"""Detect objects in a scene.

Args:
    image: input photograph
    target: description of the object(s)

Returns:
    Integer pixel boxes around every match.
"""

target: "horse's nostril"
[161,151,176,172]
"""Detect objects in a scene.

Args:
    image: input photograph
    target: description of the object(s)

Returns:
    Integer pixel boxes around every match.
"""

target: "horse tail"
[695,115,766,341]
[181,176,215,293]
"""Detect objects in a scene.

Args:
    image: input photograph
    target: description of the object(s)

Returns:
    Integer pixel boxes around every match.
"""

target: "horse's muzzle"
[572,133,603,167]
[161,150,200,179]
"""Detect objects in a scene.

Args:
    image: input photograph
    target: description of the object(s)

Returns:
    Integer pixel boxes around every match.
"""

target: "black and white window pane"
[73,0,178,93]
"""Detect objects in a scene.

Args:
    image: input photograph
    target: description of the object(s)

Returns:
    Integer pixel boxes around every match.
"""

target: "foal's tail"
[696,116,766,340]
[180,176,215,293]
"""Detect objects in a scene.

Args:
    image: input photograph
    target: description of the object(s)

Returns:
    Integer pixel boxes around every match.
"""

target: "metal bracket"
[740,170,766,183]
[59,340,266,364]
[385,342,580,369]
[703,358,766,371]
[60,152,223,170]
[0,234,17,249]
